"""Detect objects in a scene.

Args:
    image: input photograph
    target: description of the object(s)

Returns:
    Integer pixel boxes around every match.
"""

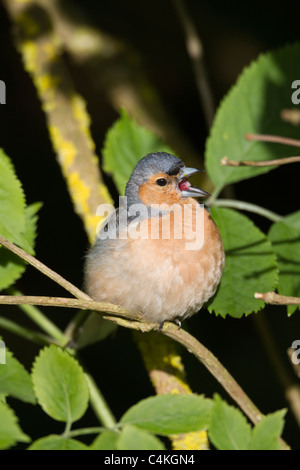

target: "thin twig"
[221,155,300,167]
[172,0,215,128]
[0,235,90,301]
[0,295,130,319]
[246,133,300,147]
[281,109,300,126]
[255,292,300,305]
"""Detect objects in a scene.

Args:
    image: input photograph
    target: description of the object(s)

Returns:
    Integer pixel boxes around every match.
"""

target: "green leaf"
[208,207,278,317]
[0,401,30,449]
[90,431,118,450]
[74,313,117,350]
[250,409,286,450]
[120,394,213,436]
[0,151,40,290]
[0,348,36,404]
[0,149,26,242]
[29,435,88,450]
[117,424,165,450]
[103,109,174,194]
[208,395,251,450]
[268,211,300,315]
[31,345,89,423]
[206,43,300,189]
[20,202,42,255]
[0,247,25,291]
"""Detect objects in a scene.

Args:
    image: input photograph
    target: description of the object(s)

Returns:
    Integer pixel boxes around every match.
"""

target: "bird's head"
[125,152,210,207]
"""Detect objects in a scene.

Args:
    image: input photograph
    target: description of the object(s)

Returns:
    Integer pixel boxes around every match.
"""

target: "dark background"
[0,0,300,449]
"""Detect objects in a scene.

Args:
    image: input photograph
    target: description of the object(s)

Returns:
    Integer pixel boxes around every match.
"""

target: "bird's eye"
[156,178,167,187]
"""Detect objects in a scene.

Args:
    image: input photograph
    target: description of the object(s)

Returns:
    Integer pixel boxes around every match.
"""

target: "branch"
[2,0,113,242]
[255,292,300,305]
[172,0,215,128]
[0,235,90,301]
[0,291,290,447]
[0,295,131,319]
[245,133,300,147]
[0,235,291,447]
[221,155,300,167]
[0,293,263,425]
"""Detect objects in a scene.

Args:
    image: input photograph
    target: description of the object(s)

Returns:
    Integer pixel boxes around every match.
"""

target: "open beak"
[179,167,211,198]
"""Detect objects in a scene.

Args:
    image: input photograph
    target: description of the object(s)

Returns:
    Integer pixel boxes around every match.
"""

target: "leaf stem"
[68,426,111,438]
[207,185,224,205]
[85,373,117,428]
[8,289,67,345]
[211,199,283,223]
[0,316,52,345]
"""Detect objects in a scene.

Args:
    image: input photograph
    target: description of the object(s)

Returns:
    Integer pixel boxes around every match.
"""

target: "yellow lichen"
[41,101,56,113]
[99,183,113,205]
[86,213,105,243]
[19,40,37,74]
[68,172,91,216]
[43,42,59,63]
[71,94,96,152]
[49,126,76,168]
[35,74,61,98]
[168,354,185,373]
[172,430,209,450]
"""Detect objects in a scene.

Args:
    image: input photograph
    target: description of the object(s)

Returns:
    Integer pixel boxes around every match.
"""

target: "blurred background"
[0,0,300,448]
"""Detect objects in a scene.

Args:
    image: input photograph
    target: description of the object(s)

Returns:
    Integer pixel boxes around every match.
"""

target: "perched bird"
[84,152,225,328]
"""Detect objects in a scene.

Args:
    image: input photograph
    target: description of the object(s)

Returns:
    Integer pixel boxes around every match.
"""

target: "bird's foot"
[157,318,181,333]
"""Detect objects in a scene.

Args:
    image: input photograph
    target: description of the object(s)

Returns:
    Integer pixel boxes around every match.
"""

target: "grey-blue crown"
[125,152,184,204]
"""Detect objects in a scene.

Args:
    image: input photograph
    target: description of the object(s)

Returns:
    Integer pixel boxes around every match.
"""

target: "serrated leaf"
[0,248,25,291]
[208,395,251,450]
[268,212,300,315]
[29,435,88,450]
[103,109,174,194]
[117,424,165,450]
[120,394,213,436]
[250,409,286,450]
[0,401,30,449]
[17,202,42,255]
[0,151,40,290]
[90,431,118,450]
[0,149,26,242]
[206,43,300,188]
[31,345,89,423]
[208,207,278,317]
[0,348,36,404]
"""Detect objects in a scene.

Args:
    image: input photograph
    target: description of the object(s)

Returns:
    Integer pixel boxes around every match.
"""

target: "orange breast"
[84,200,225,323]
